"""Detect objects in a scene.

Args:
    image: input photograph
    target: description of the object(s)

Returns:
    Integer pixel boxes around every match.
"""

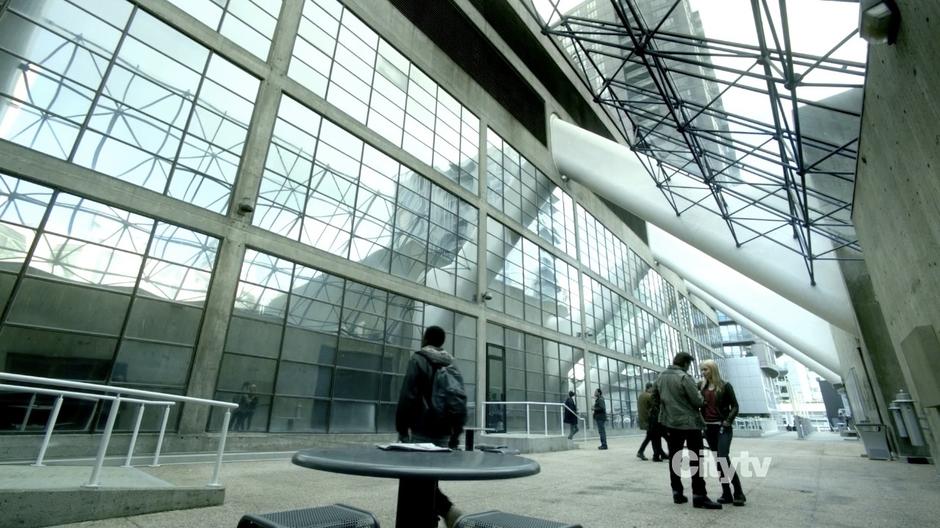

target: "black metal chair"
[237,504,379,528]
[455,511,581,528]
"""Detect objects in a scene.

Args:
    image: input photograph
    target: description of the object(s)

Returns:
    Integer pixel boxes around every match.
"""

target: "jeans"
[567,422,579,439]
[704,424,742,495]
[664,427,708,497]
[639,422,665,458]
[411,433,456,524]
[595,418,607,447]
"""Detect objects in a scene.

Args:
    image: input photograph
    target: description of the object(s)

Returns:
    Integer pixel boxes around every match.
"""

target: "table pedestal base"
[396,478,439,528]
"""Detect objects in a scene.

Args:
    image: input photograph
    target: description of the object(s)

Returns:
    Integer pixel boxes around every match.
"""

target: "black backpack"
[422,356,468,432]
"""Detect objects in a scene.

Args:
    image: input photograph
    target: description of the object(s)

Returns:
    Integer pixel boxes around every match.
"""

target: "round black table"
[292,446,540,527]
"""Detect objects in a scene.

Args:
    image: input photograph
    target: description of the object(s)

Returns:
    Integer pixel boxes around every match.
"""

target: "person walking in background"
[231,382,258,431]
[564,390,579,439]
[593,388,608,450]
[651,352,722,509]
[396,325,466,528]
[637,382,666,461]
[699,359,746,506]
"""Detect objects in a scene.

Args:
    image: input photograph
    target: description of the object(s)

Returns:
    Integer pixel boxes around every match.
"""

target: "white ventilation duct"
[682,281,841,382]
[650,225,842,375]
[550,116,858,334]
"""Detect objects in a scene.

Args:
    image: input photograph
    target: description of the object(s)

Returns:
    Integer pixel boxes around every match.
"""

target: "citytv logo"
[669,449,773,479]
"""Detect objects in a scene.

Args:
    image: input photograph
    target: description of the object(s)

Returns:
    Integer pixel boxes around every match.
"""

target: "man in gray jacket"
[651,352,722,509]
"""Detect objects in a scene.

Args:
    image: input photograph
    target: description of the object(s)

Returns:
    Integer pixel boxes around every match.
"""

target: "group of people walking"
[579,352,747,510]
[648,352,746,509]
[396,325,746,526]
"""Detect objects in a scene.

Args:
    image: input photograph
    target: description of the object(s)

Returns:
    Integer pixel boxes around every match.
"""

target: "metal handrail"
[0,372,238,488]
[483,401,587,441]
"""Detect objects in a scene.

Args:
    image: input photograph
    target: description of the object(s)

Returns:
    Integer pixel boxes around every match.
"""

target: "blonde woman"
[699,360,746,506]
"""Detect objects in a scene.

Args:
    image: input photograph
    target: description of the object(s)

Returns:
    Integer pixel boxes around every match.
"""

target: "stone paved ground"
[50,431,940,528]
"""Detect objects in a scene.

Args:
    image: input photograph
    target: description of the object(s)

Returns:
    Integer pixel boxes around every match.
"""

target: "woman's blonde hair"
[700,359,725,390]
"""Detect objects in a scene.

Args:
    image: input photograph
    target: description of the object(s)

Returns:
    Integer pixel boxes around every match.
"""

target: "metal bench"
[237,504,379,528]
[455,511,581,528]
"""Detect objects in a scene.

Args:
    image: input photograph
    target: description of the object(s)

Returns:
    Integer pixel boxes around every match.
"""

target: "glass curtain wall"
[215,248,477,433]
[486,323,582,435]
[165,0,281,60]
[253,95,477,301]
[0,0,260,214]
[0,172,219,432]
[0,0,723,436]
[590,354,643,430]
[291,0,479,193]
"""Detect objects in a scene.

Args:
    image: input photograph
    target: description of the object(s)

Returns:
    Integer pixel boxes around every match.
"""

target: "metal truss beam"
[530,0,865,280]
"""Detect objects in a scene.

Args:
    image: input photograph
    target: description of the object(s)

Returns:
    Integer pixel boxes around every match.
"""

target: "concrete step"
[0,464,224,528]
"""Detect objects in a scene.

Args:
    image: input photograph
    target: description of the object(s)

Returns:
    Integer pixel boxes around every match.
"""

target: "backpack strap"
[415,350,438,410]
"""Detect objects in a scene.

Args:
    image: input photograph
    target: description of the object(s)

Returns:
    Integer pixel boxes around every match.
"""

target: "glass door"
[486,344,506,432]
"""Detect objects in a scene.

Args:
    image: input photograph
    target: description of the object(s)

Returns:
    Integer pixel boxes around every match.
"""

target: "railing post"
[559,407,564,438]
[151,405,171,467]
[543,403,548,436]
[85,395,121,488]
[208,409,232,487]
[19,393,37,431]
[33,394,64,466]
[124,403,146,467]
[525,404,530,435]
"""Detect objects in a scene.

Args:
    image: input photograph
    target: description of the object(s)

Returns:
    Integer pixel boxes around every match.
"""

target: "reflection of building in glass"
[0,0,721,438]
[556,0,737,182]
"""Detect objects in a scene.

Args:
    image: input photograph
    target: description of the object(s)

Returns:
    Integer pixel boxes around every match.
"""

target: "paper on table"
[375,442,451,452]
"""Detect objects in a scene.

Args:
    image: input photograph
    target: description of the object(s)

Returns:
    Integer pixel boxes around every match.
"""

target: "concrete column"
[178,236,246,433]
[852,0,940,464]
[178,0,303,433]
[475,120,490,428]
[568,193,594,431]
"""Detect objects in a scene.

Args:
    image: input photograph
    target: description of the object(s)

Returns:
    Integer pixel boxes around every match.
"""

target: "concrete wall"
[853,0,940,463]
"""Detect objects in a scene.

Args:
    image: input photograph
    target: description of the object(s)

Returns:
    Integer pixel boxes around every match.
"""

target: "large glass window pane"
[124,297,202,344]
[329,400,374,433]
[220,248,476,433]
[270,397,328,432]
[289,0,479,192]
[16,4,262,214]
[276,360,333,398]
[0,325,116,381]
[111,340,192,389]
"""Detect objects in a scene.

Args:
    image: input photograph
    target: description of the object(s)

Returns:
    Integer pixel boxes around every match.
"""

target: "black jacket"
[396,345,459,441]
[592,395,607,421]
[563,396,578,424]
[700,381,740,427]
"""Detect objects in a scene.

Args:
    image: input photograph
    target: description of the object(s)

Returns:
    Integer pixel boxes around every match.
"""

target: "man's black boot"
[692,496,723,509]
[717,484,734,504]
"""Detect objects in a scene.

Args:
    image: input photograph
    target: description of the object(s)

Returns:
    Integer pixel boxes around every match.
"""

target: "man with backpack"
[396,325,466,528]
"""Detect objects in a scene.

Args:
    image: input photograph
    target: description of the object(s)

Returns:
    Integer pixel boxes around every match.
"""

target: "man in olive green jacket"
[651,352,722,509]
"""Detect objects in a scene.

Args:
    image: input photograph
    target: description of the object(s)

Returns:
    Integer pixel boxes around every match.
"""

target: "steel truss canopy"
[528,0,867,285]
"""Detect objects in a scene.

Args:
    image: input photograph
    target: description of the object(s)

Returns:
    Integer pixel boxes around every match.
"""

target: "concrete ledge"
[0,486,224,528]
[475,434,581,454]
